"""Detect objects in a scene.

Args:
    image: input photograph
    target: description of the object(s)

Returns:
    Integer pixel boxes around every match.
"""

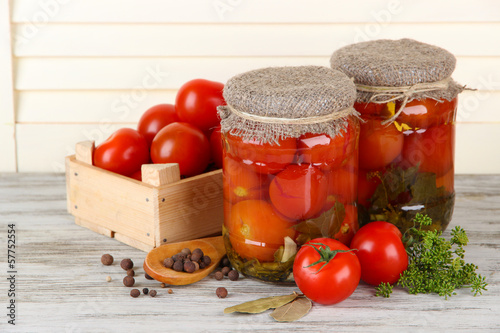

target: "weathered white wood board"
[0,173,498,332]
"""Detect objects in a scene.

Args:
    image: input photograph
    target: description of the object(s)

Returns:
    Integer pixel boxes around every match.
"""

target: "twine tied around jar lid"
[330,39,468,125]
[218,66,359,144]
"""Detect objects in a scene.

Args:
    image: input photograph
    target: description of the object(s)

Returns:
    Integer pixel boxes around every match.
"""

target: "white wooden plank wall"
[1,0,499,173]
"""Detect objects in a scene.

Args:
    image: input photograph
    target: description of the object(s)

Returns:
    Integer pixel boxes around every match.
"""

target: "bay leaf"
[270,297,312,322]
[224,293,298,314]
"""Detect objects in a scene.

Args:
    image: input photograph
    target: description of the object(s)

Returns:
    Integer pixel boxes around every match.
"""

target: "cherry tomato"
[293,237,361,305]
[350,221,408,285]
[175,79,225,133]
[298,118,358,171]
[326,167,357,205]
[357,169,382,208]
[226,200,295,262]
[137,104,179,146]
[210,125,223,169]
[359,119,404,170]
[269,164,328,221]
[150,122,210,177]
[332,204,358,246]
[401,124,454,177]
[396,98,457,129]
[94,128,149,177]
[226,133,297,174]
[223,156,269,203]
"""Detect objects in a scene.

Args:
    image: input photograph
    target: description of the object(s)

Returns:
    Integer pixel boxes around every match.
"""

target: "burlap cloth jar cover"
[330,38,464,232]
[218,66,360,282]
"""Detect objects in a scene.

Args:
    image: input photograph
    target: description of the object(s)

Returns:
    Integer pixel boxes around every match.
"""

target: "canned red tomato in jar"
[331,39,465,233]
[218,66,360,282]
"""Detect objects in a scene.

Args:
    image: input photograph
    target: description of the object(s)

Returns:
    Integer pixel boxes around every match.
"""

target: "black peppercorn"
[120,258,133,271]
[163,257,174,268]
[123,276,135,287]
[145,273,154,280]
[143,288,149,295]
[214,271,224,280]
[149,290,157,297]
[101,254,114,265]
[130,289,140,298]
[221,266,231,276]
[184,261,196,273]
[202,255,211,266]
[216,287,228,298]
[228,269,239,281]
[173,260,184,272]
[126,269,135,277]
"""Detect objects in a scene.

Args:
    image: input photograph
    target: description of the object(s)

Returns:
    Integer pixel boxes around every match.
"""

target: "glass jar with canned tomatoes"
[331,38,465,233]
[218,66,360,282]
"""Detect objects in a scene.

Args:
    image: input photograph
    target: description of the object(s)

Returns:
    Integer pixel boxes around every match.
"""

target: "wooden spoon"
[143,236,225,285]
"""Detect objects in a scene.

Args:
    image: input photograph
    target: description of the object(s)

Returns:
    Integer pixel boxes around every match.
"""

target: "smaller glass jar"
[219,66,360,282]
[331,38,464,233]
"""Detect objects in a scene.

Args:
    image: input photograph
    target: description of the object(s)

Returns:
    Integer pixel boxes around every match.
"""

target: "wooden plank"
[141,163,180,187]
[12,23,500,57]
[0,0,17,172]
[11,0,500,23]
[1,172,499,331]
[16,90,177,123]
[114,232,154,253]
[75,140,94,165]
[66,156,156,246]
[14,56,500,91]
[156,169,223,245]
[75,217,114,238]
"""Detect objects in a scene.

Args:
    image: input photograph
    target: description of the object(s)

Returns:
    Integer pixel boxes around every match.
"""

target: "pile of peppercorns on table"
[101,248,239,299]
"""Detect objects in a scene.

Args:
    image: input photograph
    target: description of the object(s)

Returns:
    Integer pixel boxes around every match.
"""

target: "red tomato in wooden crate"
[137,103,179,146]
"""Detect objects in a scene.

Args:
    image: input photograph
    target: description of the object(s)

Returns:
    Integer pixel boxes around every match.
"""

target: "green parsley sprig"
[376,214,487,298]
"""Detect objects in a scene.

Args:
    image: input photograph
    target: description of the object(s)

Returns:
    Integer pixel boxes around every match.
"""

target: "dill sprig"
[377,214,487,299]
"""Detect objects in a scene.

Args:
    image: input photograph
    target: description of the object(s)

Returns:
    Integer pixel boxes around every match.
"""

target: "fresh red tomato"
[226,133,297,174]
[293,238,361,305]
[401,124,454,177]
[137,104,179,146]
[150,122,211,177]
[94,128,149,177]
[359,119,404,170]
[227,200,295,262]
[350,221,408,285]
[269,164,328,221]
[175,79,225,133]
[210,125,223,169]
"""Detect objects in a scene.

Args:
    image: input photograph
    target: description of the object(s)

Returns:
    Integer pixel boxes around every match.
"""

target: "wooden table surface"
[1,173,499,332]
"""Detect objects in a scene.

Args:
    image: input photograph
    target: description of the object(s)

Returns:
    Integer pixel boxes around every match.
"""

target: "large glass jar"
[218,66,360,282]
[331,39,464,233]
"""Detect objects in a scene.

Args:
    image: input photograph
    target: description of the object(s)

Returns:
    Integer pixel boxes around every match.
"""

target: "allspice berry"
[143,288,149,295]
[130,289,140,298]
[173,260,184,272]
[221,257,231,268]
[160,283,166,288]
[191,249,203,262]
[101,254,114,265]
[202,255,211,266]
[221,266,231,276]
[180,248,191,255]
[163,257,174,268]
[184,261,196,273]
[149,290,157,297]
[123,276,135,287]
[216,287,228,299]
[214,271,224,280]
[168,289,173,294]
[120,258,133,271]
[228,270,239,281]
[126,269,135,277]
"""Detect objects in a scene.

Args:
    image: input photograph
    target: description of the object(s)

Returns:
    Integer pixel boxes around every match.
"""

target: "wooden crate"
[65,141,223,252]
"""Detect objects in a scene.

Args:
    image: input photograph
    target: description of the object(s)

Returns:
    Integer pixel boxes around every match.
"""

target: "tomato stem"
[304,242,356,274]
